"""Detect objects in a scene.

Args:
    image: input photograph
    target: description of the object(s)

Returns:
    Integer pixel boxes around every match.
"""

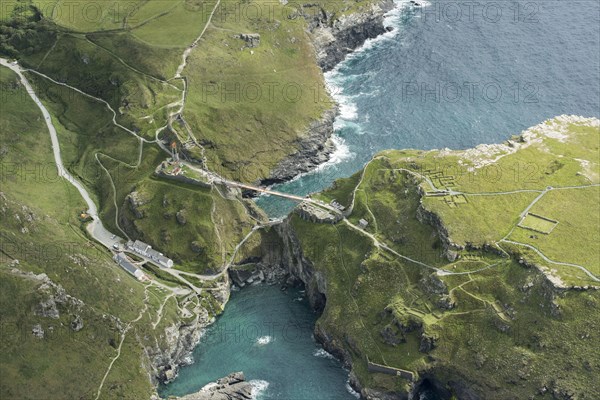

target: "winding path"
[94,287,151,400]
[0,58,119,249]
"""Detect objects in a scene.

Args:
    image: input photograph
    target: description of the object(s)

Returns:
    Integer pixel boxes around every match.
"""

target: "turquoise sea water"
[159,284,357,399]
[164,1,599,398]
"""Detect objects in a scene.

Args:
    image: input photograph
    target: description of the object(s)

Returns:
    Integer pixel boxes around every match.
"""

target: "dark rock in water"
[229,268,253,287]
[177,372,253,400]
[285,274,302,287]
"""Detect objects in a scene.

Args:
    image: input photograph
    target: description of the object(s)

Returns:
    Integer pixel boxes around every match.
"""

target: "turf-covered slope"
[0,0,377,271]
[286,117,600,399]
[0,0,376,183]
[1,0,392,183]
[0,65,224,399]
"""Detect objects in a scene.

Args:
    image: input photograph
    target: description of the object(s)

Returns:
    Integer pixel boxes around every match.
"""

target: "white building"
[126,240,174,268]
[113,252,146,281]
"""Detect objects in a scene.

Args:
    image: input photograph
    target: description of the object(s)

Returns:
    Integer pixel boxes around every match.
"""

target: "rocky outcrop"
[149,315,207,384]
[70,315,84,332]
[416,204,464,257]
[126,191,148,219]
[419,333,438,353]
[264,107,337,185]
[147,284,229,385]
[25,270,85,319]
[234,33,261,48]
[176,209,187,225]
[307,0,396,71]
[32,324,44,339]
[295,201,343,224]
[176,372,253,400]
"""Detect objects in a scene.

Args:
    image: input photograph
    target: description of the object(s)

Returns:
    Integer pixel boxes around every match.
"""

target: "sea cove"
[160,284,358,400]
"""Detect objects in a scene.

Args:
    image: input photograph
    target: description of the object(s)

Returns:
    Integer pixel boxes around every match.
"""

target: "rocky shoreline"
[265,0,397,185]
[309,0,396,72]
[263,107,337,185]
[171,372,254,400]
[149,283,229,390]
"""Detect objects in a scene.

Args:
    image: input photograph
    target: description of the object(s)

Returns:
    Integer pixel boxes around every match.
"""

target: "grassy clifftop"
[290,116,600,399]
[1,0,392,182]
[0,0,384,271]
[0,65,182,399]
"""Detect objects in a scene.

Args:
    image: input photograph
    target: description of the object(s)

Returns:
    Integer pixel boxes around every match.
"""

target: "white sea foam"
[323,0,416,138]
[337,0,415,62]
[325,79,358,126]
[339,100,359,121]
[256,336,273,345]
[276,134,354,186]
[346,380,361,398]
[313,348,335,359]
[316,135,353,171]
[181,354,194,365]
[249,380,270,399]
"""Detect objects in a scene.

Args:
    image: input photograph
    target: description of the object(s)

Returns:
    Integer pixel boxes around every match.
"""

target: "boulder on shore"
[177,372,253,400]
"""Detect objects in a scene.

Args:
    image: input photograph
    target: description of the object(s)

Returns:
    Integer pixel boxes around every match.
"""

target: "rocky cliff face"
[147,284,229,386]
[416,203,465,261]
[264,107,337,185]
[266,0,396,184]
[146,315,207,385]
[271,220,328,312]
[258,219,357,374]
[308,0,396,71]
[174,372,253,400]
[261,218,465,400]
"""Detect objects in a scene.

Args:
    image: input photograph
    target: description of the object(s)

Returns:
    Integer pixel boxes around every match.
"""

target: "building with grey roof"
[126,240,174,268]
[114,252,145,281]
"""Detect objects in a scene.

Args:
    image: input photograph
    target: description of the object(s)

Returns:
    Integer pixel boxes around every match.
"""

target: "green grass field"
[0,65,181,399]
[374,118,600,285]
[1,0,345,183]
[510,187,600,275]
[289,117,600,399]
[519,213,558,233]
